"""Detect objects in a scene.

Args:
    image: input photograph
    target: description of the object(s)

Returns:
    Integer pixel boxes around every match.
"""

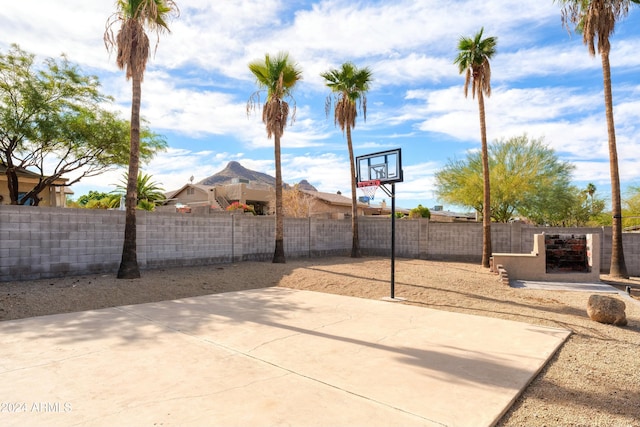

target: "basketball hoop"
[357,179,381,202]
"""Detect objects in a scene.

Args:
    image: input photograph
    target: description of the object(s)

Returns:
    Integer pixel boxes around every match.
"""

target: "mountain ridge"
[198,161,318,191]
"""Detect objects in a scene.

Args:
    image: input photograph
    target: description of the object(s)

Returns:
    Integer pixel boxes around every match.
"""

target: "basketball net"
[357,179,381,202]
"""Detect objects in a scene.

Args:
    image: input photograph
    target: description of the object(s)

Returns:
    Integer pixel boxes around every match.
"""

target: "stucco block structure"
[492,233,600,283]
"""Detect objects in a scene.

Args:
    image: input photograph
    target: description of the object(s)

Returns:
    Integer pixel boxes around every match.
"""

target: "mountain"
[198,161,318,191]
[199,161,275,186]
[297,180,317,191]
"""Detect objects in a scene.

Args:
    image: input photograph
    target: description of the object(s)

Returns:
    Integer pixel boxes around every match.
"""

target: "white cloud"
[282,152,352,194]
[396,161,440,207]
[3,0,640,211]
[0,1,113,70]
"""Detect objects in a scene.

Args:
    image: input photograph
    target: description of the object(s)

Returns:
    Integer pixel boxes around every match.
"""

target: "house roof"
[431,210,475,219]
[0,164,68,182]
[165,183,215,200]
[301,189,369,207]
[0,164,43,178]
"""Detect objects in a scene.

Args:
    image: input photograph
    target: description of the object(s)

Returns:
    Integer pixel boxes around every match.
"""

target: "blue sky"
[1,0,639,210]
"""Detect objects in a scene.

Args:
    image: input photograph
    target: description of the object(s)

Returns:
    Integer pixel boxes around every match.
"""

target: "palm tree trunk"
[478,90,492,268]
[601,51,628,278]
[272,130,286,263]
[347,125,361,258]
[117,74,142,279]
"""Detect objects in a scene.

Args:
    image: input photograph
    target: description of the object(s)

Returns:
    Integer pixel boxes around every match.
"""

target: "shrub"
[409,204,431,219]
[226,202,256,215]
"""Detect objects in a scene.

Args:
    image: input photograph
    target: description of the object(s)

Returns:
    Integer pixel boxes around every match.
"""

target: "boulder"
[587,295,627,326]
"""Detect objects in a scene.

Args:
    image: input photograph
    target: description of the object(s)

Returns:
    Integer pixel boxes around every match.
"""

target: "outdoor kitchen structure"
[491,233,600,283]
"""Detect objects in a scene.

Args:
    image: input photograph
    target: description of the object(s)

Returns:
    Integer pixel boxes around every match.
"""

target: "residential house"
[162,181,377,218]
[0,165,69,207]
[163,179,274,215]
[298,189,370,218]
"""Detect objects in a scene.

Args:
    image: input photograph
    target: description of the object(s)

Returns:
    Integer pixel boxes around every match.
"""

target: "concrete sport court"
[0,287,570,426]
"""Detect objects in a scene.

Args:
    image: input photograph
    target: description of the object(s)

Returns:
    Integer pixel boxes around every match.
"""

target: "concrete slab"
[512,280,619,293]
[512,280,640,308]
[0,288,570,427]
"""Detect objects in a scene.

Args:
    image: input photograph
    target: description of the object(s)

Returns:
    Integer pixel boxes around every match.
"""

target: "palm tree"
[247,52,303,263]
[104,0,178,279]
[557,0,639,278]
[321,62,373,258]
[586,182,596,213]
[113,171,166,210]
[454,27,497,268]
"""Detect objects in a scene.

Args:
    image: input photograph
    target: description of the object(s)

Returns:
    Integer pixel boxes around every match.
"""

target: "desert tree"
[435,135,575,223]
[281,184,314,218]
[0,45,165,206]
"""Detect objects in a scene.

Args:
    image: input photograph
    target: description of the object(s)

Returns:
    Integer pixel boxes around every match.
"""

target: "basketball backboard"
[355,148,403,184]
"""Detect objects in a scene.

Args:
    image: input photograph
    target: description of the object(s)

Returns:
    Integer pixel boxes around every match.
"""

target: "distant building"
[360,199,410,216]
[429,206,476,222]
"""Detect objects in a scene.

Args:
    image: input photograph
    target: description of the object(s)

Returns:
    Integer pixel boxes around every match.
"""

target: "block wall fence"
[1,205,638,281]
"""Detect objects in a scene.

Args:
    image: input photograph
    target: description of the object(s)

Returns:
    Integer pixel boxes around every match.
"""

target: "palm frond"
[556,0,636,56]
[247,52,302,138]
[104,0,179,80]
[454,27,497,99]
[320,62,373,131]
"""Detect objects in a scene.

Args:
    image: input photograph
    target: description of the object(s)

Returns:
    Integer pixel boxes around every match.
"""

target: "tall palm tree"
[247,52,302,263]
[104,0,178,279]
[321,62,373,258]
[454,27,497,268]
[557,0,638,278]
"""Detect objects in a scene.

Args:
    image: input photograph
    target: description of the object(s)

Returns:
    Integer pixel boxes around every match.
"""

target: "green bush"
[409,204,431,219]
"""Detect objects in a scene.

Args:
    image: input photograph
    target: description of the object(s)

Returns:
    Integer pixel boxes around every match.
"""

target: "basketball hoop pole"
[391,184,396,298]
[380,183,396,299]
[356,148,403,301]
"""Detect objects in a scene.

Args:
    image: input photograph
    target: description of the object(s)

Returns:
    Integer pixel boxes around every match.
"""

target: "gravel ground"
[1,257,639,426]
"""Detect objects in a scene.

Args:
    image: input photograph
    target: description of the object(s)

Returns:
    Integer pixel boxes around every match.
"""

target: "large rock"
[587,295,627,326]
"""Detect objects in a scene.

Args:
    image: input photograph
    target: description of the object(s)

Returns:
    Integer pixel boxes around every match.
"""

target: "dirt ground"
[1,256,639,426]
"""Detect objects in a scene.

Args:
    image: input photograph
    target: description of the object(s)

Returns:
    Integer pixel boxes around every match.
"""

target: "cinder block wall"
[622,232,639,276]
[3,207,125,279]
[233,215,274,261]
[2,205,639,281]
[310,219,351,257]
[145,212,234,268]
[423,222,483,261]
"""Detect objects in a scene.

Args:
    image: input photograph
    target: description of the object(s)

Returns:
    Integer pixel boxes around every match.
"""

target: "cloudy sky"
[1,0,639,210]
